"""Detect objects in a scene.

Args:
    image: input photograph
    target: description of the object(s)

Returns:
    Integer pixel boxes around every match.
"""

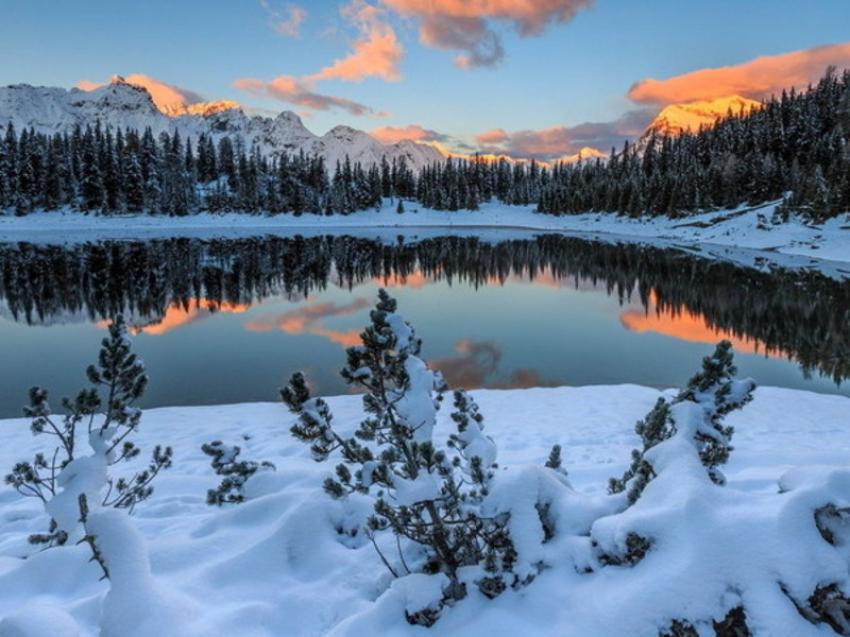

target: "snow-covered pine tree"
[201,441,275,505]
[4,316,172,572]
[283,290,518,625]
[609,340,755,504]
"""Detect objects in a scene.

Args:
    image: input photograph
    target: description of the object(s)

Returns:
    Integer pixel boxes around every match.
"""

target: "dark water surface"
[0,234,848,418]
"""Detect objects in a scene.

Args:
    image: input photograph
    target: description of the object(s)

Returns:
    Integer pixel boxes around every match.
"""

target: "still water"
[0,234,848,418]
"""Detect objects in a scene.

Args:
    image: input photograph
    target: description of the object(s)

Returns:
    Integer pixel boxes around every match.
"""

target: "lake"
[0,233,848,418]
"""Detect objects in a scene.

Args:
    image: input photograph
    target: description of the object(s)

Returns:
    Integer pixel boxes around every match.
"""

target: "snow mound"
[0,604,80,637]
[0,384,848,635]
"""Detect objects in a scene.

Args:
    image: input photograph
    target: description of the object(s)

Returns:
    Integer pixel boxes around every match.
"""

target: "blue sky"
[3,0,850,156]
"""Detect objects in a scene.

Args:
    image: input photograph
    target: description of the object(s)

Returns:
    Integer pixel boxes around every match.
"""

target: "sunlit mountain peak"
[646,95,762,137]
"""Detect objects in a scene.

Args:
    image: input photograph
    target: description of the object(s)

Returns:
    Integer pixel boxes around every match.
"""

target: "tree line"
[0,123,420,216]
[538,69,850,220]
[1,70,849,220]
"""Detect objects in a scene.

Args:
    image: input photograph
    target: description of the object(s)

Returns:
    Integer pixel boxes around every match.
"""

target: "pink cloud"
[233,75,386,117]
[474,128,509,145]
[244,299,369,348]
[259,1,308,37]
[309,0,403,82]
[629,42,850,105]
[474,109,655,161]
[380,0,593,68]
[371,124,446,144]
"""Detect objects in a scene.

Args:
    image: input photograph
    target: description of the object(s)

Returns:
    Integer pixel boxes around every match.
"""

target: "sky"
[3,0,850,160]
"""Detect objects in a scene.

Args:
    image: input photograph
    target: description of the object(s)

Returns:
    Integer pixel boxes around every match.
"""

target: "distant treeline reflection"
[1,235,848,383]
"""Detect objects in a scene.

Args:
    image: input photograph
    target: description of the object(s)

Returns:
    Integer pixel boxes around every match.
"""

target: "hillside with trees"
[1,70,848,221]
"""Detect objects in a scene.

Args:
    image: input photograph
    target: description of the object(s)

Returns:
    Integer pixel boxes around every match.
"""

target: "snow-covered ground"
[2,200,849,276]
[0,384,847,636]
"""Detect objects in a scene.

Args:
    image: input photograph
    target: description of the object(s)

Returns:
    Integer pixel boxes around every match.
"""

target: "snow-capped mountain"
[0,77,444,171]
[644,95,762,138]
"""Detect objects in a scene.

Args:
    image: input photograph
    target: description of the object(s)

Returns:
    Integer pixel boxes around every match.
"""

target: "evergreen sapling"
[283,290,519,625]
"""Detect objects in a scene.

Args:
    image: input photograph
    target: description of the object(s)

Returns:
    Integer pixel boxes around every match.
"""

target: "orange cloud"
[370,124,447,144]
[376,271,433,289]
[260,1,307,37]
[76,74,206,115]
[620,294,783,358]
[244,298,369,348]
[628,42,850,105]
[98,300,249,336]
[309,0,403,83]
[233,76,385,117]
[380,0,593,68]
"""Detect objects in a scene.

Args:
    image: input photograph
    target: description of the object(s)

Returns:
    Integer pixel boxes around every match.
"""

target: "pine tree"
[283,291,518,624]
[201,441,275,505]
[609,341,755,503]
[5,316,172,558]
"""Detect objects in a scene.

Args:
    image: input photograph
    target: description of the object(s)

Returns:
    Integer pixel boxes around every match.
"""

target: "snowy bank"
[0,384,848,636]
[1,200,849,273]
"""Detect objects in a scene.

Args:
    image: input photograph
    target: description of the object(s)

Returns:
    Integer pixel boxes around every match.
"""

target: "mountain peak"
[0,83,441,172]
[646,95,762,137]
[183,100,241,117]
[275,110,305,125]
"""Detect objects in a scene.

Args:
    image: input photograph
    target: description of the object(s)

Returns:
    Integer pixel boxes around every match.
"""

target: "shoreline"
[1,200,849,278]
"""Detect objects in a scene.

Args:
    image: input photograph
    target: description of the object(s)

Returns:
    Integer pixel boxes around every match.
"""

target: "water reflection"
[619,292,785,359]
[0,235,847,416]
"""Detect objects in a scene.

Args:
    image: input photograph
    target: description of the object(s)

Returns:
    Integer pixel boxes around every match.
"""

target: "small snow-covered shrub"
[283,290,521,625]
[609,340,756,505]
[201,440,275,505]
[590,346,850,636]
[4,317,172,572]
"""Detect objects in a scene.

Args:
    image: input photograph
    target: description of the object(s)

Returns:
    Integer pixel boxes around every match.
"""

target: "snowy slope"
[0,385,847,636]
[0,78,444,171]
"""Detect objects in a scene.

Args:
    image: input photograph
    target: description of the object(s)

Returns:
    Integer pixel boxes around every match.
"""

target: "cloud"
[244,298,369,348]
[628,42,850,105]
[99,300,249,336]
[371,124,447,144]
[380,0,593,68]
[474,109,656,161]
[260,1,308,37]
[474,129,509,145]
[431,339,501,388]
[76,74,206,115]
[233,76,386,117]
[619,294,780,359]
[309,0,403,82]
[430,339,559,390]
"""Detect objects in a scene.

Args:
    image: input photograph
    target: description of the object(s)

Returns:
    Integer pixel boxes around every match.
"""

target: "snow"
[0,604,81,637]
[0,81,443,173]
[1,199,848,277]
[0,384,848,636]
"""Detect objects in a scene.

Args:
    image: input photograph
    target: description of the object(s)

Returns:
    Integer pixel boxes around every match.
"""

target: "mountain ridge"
[0,79,444,171]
